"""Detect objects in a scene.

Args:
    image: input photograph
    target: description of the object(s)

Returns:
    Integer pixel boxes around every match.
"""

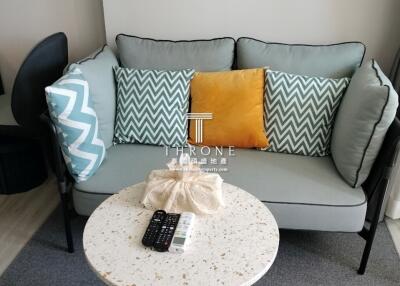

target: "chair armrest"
[363,117,400,220]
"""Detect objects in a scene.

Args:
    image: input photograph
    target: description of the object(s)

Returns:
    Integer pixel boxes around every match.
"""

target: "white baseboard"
[386,199,400,219]
[386,218,400,257]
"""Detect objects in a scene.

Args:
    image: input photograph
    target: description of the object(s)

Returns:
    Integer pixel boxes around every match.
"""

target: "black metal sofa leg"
[358,168,390,274]
[358,200,383,274]
[58,180,74,253]
[358,223,379,274]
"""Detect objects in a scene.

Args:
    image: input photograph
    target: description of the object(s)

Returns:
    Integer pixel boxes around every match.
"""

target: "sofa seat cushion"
[74,144,366,231]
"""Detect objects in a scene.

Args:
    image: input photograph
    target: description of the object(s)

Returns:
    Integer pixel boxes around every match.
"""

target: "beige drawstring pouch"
[141,154,224,215]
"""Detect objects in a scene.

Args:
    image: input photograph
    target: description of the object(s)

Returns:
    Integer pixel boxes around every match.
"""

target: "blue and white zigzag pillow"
[45,68,106,182]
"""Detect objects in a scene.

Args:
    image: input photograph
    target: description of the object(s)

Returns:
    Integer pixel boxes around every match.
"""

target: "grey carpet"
[0,206,399,286]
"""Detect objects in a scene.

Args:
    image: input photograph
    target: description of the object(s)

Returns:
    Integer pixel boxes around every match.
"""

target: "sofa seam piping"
[237,37,366,68]
[76,44,107,64]
[262,199,367,207]
[115,34,236,70]
[73,189,367,208]
[64,44,107,72]
[236,36,366,49]
[115,33,235,45]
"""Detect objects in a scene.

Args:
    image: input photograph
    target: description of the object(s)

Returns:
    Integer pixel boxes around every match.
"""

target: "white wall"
[387,156,400,219]
[1,0,399,94]
[0,0,106,95]
[103,0,400,73]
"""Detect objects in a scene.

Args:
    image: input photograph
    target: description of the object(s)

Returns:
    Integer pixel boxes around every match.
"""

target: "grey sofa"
[46,35,399,274]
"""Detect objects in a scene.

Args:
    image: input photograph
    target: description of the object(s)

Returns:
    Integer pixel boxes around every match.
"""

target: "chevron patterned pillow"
[263,70,350,156]
[45,68,106,182]
[113,67,194,147]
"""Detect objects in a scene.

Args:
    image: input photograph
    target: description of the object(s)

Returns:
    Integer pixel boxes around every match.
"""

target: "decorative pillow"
[116,34,235,71]
[331,60,399,187]
[67,45,119,148]
[236,37,365,78]
[45,68,106,182]
[113,67,194,147]
[189,69,268,148]
[263,69,350,156]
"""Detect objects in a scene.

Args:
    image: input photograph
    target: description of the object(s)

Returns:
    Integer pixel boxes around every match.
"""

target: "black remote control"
[142,210,166,247]
[153,213,181,252]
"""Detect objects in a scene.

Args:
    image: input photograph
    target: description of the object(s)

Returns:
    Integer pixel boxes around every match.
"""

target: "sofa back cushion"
[116,34,235,71]
[236,38,365,78]
[331,60,399,187]
[68,46,118,148]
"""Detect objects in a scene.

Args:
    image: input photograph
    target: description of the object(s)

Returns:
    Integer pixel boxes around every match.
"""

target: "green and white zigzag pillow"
[113,67,194,147]
[263,69,350,156]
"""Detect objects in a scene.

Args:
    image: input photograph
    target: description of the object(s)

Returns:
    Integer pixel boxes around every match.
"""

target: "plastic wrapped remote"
[153,213,180,252]
[169,212,195,253]
[142,210,166,247]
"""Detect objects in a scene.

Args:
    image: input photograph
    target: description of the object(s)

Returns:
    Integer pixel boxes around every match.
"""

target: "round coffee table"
[83,182,279,286]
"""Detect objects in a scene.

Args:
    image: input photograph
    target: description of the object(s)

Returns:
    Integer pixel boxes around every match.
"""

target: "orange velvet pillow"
[189,68,268,148]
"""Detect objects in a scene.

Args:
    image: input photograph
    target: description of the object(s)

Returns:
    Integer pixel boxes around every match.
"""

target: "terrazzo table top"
[83,182,279,286]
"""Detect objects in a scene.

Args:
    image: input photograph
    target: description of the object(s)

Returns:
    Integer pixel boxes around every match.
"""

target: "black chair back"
[11,32,68,130]
[390,47,400,93]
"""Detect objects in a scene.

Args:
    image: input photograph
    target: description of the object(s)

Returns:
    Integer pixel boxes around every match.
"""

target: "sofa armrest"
[363,117,400,221]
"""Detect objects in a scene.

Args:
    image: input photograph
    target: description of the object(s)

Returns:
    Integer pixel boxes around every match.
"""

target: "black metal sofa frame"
[41,112,400,275]
[29,33,399,275]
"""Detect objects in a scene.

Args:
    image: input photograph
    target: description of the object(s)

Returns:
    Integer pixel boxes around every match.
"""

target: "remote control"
[142,210,166,247]
[169,212,195,253]
[153,213,180,252]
